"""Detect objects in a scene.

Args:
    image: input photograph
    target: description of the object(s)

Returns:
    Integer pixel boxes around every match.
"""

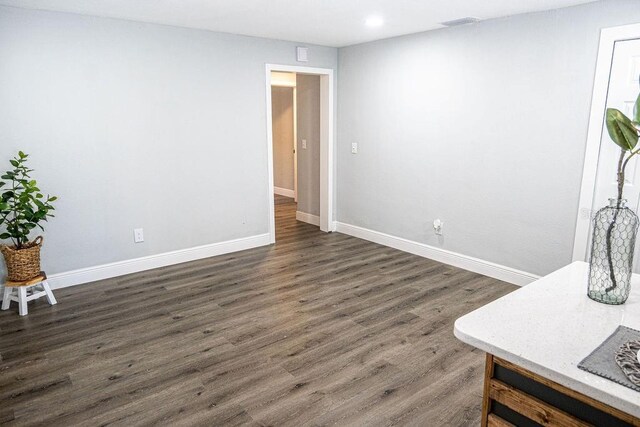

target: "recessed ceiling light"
[365,16,384,27]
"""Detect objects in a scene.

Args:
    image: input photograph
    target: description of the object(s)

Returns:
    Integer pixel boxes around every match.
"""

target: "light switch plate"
[302,139,307,149]
[351,142,358,154]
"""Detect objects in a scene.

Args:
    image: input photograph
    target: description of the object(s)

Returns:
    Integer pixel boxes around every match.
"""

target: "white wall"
[6,1,640,284]
[296,74,321,217]
[0,5,337,278]
[337,0,640,276]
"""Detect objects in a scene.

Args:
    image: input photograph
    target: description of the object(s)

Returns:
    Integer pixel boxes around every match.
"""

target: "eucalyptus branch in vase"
[603,94,640,292]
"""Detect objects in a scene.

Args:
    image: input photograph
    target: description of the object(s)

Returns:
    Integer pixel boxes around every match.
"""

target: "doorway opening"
[271,73,298,203]
[265,64,335,243]
[573,23,640,266]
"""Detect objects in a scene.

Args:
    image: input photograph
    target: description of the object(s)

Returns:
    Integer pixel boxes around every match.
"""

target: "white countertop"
[454,261,640,417]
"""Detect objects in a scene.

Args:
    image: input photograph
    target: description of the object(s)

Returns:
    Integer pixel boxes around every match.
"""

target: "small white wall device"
[296,47,308,62]
[433,219,443,236]
[134,228,144,243]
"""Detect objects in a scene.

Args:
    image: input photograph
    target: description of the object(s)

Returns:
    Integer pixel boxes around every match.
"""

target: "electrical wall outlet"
[134,228,144,243]
[302,139,307,149]
[433,219,443,236]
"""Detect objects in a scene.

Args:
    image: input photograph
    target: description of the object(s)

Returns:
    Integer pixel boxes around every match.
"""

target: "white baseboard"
[274,187,295,198]
[334,222,538,286]
[1,222,535,299]
[296,211,320,226]
[44,233,271,290]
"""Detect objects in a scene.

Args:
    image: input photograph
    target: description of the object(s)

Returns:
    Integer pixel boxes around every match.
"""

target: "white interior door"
[591,38,640,270]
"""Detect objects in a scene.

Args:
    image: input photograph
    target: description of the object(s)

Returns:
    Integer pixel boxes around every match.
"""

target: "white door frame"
[270,81,298,201]
[265,64,335,243]
[573,23,640,262]
[293,86,298,202]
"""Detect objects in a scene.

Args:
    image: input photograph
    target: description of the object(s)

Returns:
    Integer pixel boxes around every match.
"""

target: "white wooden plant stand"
[1,272,57,316]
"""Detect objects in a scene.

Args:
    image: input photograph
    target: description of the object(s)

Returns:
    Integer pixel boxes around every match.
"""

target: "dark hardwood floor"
[0,195,515,426]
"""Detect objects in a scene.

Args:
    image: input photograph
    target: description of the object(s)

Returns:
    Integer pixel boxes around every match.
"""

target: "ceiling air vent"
[441,17,481,27]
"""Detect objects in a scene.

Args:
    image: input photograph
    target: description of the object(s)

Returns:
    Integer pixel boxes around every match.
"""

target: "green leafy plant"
[602,91,640,292]
[0,151,57,249]
[606,95,640,202]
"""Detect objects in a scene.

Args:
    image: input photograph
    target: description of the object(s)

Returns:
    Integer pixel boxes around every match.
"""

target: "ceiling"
[0,0,598,47]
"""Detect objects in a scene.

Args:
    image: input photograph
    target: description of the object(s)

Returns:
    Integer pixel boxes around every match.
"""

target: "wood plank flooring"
[0,195,516,426]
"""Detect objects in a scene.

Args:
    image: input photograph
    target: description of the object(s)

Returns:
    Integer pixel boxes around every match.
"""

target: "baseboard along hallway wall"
[274,187,295,198]
[296,211,320,226]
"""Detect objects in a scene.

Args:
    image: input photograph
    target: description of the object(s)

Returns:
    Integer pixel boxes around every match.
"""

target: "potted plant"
[587,90,640,304]
[0,151,57,281]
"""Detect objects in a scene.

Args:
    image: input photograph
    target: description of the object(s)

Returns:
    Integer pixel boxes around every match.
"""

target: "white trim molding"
[45,233,271,290]
[335,222,539,287]
[265,63,336,243]
[296,211,320,226]
[573,23,640,262]
[274,186,295,198]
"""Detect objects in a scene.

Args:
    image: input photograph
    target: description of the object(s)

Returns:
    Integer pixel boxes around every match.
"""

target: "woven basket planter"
[0,236,43,281]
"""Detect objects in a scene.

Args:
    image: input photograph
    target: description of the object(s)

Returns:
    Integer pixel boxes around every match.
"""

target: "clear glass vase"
[588,198,639,305]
